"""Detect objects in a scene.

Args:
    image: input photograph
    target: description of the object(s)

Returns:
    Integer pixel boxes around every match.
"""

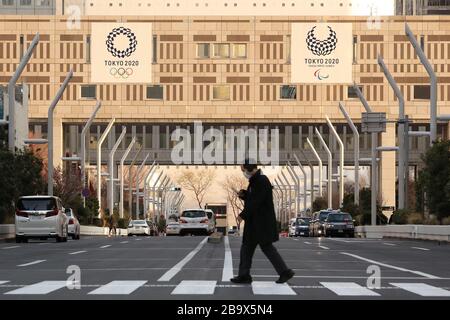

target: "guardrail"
[0,224,127,239]
[356,225,450,242]
[0,224,15,239]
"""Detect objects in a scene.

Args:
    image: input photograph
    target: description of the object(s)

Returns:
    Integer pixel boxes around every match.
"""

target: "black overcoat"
[239,169,279,245]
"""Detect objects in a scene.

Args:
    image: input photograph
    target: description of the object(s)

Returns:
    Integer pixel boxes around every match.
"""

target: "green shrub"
[423,215,440,225]
[390,209,409,225]
[441,217,450,225]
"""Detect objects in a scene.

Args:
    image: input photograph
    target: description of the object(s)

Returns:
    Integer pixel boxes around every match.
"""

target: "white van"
[15,196,69,243]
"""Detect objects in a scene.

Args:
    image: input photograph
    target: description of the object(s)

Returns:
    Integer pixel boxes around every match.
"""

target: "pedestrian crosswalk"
[0,280,449,297]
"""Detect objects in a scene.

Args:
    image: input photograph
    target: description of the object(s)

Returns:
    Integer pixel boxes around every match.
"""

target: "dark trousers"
[238,241,289,277]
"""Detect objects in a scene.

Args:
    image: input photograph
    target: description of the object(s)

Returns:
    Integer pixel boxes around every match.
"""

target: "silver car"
[179,209,214,236]
[65,208,81,240]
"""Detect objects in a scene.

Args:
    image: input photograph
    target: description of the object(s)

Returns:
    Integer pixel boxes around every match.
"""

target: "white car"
[166,222,181,236]
[204,209,216,234]
[15,196,69,243]
[288,218,297,237]
[179,209,214,236]
[65,208,80,240]
[127,220,151,236]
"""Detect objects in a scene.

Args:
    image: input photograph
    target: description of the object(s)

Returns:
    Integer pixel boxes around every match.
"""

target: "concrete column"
[380,122,397,217]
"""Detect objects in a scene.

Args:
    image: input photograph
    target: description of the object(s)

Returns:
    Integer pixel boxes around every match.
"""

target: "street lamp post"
[280,171,293,220]
[300,149,315,207]
[378,55,407,210]
[128,145,143,216]
[274,179,286,228]
[135,154,151,219]
[338,102,360,205]
[8,33,40,153]
[286,161,300,215]
[152,171,164,222]
[326,116,344,208]
[108,126,126,216]
[307,138,322,197]
[292,154,308,213]
[48,70,73,196]
[119,137,136,218]
[143,163,157,219]
[405,23,437,144]
[315,128,333,208]
[97,118,115,217]
[81,101,102,207]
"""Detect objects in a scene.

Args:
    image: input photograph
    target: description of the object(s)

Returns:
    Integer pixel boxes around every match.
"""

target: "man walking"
[230,159,295,284]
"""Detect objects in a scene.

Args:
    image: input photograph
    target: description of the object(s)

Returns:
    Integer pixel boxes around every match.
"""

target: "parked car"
[65,208,80,240]
[324,212,355,237]
[179,209,214,235]
[310,210,333,237]
[288,218,297,237]
[127,220,152,236]
[166,221,181,236]
[295,217,311,237]
[15,196,69,243]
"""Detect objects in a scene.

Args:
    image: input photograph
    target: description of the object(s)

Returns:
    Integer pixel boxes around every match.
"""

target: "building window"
[212,85,230,100]
[352,35,358,64]
[36,0,50,6]
[280,85,297,100]
[212,43,230,58]
[152,35,157,63]
[414,85,430,99]
[286,35,291,64]
[231,43,247,58]
[197,43,210,58]
[1,0,14,5]
[146,85,164,100]
[347,85,362,99]
[80,85,96,99]
[20,0,32,5]
[86,35,91,63]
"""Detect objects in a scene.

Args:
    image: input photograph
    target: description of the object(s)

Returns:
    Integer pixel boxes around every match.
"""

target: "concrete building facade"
[1,0,449,214]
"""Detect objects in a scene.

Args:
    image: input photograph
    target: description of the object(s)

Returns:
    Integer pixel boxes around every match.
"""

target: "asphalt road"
[0,234,449,300]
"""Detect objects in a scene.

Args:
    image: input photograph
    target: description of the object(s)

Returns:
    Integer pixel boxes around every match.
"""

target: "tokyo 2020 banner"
[91,23,152,83]
[291,23,352,84]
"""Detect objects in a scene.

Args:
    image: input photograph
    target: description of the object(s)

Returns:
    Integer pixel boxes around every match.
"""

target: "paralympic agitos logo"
[306,26,337,56]
[104,27,139,79]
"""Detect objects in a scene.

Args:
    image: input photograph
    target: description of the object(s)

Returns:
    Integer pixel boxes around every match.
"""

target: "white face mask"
[243,171,252,180]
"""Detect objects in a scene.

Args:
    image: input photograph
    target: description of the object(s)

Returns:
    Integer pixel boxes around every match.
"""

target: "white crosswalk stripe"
[4,281,67,295]
[390,283,450,297]
[320,282,380,296]
[252,281,296,295]
[88,281,147,295]
[0,281,9,285]
[171,280,217,295]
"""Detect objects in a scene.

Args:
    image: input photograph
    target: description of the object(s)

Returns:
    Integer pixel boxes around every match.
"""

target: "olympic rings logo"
[110,67,134,79]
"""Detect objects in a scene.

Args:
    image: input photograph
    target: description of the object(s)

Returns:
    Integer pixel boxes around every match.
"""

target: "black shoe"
[230,275,253,284]
[276,269,295,284]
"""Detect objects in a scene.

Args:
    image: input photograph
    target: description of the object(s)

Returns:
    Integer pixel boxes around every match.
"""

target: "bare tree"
[222,174,247,230]
[177,168,216,208]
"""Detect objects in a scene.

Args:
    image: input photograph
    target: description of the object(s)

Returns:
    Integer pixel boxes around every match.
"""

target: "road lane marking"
[17,260,46,267]
[222,236,234,282]
[391,283,450,297]
[171,280,216,295]
[88,281,147,295]
[319,245,330,250]
[294,239,299,241]
[341,252,440,279]
[100,245,111,248]
[4,281,66,295]
[321,282,380,296]
[120,241,129,244]
[254,275,431,279]
[252,282,296,295]
[158,237,208,282]
[304,242,312,244]
[0,281,9,285]
[411,247,430,251]
[2,246,20,250]
[383,242,396,246]
[69,251,87,255]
